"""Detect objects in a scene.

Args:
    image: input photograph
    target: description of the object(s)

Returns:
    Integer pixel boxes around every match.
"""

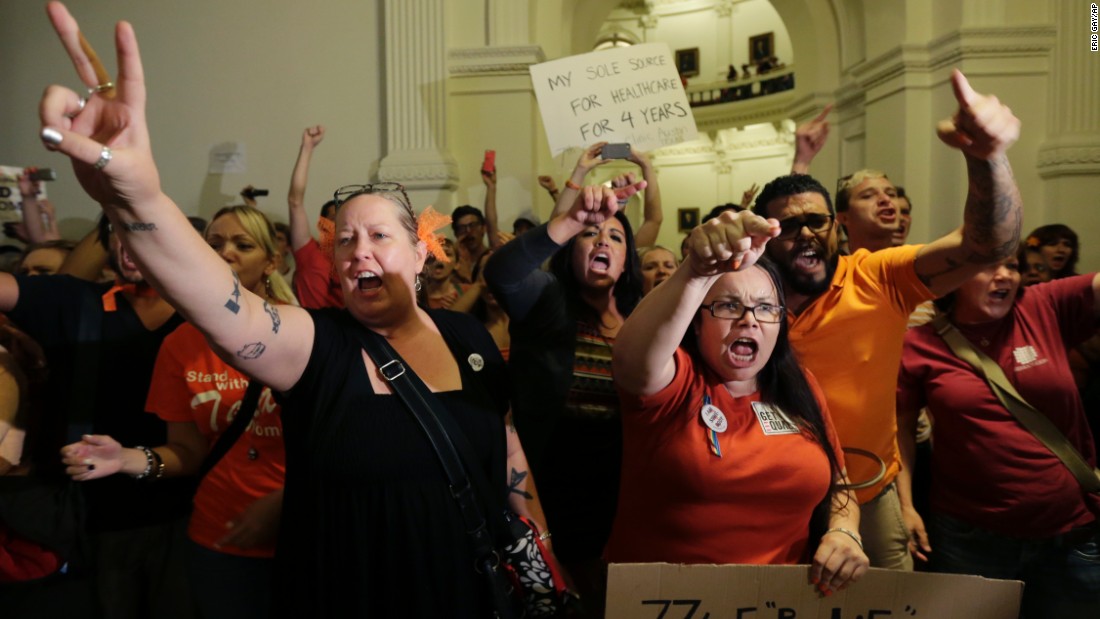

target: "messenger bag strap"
[931,314,1100,494]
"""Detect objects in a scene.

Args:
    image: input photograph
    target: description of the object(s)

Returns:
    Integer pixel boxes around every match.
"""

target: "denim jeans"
[930,512,1100,618]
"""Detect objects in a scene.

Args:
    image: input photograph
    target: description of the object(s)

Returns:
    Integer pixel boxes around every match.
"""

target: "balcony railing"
[685,66,795,108]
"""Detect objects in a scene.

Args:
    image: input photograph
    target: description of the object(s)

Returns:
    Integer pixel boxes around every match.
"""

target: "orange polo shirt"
[787,245,933,504]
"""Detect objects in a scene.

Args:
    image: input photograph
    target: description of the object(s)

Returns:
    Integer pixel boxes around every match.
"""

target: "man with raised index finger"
[752,70,1022,570]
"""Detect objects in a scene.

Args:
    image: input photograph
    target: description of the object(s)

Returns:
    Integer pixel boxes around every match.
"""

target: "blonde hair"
[208,205,298,305]
[835,169,891,213]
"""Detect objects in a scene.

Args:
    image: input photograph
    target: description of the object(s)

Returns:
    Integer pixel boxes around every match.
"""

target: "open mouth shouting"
[356,270,383,291]
[792,242,824,273]
[729,337,759,366]
[590,250,612,274]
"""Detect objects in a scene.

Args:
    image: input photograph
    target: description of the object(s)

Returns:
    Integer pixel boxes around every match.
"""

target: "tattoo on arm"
[508,467,533,500]
[237,342,266,360]
[120,222,157,232]
[225,271,242,314]
[505,411,517,435]
[962,155,1021,264]
[263,301,281,334]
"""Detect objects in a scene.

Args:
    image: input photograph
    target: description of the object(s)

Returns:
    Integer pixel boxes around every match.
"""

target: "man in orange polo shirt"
[750,70,1022,569]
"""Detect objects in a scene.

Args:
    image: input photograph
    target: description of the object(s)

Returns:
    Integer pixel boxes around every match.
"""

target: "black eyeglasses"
[775,214,834,240]
[453,221,483,234]
[333,183,412,210]
[700,300,785,323]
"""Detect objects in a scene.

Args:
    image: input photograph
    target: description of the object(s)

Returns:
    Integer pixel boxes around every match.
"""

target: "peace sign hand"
[39,2,162,210]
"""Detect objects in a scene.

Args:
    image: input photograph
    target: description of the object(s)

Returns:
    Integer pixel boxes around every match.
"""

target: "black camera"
[28,168,57,182]
[241,187,269,199]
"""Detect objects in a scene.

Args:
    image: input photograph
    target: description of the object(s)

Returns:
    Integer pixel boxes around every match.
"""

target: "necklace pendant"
[248,447,259,461]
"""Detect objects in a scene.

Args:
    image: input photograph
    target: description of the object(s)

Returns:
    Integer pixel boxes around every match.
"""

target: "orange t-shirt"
[145,323,285,557]
[608,348,843,565]
[787,245,933,503]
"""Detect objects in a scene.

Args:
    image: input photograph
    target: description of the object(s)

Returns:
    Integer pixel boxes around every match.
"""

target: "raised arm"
[613,210,778,397]
[537,175,560,204]
[550,142,611,219]
[38,2,312,391]
[18,170,61,243]
[914,70,1022,297]
[791,105,832,175]
[626,148,663,248]
[481,169,503,251]
[287,125,324,251]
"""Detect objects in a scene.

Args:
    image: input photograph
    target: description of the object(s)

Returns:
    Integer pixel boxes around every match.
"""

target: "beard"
[775,251,839,297]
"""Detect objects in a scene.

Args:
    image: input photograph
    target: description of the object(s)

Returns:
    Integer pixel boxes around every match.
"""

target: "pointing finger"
[814,104,834,122]
[950,69,979,107]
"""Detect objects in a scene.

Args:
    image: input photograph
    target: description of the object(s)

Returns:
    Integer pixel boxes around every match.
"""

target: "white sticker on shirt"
[751,401,799,436]
[700,403,728,433]
[468,353,485,372]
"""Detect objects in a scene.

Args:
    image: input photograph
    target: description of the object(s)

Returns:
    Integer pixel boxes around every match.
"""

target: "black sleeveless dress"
[274,308,509,618]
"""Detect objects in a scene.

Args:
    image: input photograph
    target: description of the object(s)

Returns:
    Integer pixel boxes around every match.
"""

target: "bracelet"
[133,446,154,480]
[150,449,166,480]
[823,527,863,551]
[538,530,552,542]
[565,180,582,191]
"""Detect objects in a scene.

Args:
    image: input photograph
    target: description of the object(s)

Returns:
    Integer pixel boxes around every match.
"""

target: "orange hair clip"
[417,206,452,262]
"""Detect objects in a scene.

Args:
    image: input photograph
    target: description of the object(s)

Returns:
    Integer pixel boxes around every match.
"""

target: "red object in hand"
[482,150,496,174]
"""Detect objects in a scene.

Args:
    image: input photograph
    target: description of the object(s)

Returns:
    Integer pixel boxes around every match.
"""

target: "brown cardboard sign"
[607,563,1022,619]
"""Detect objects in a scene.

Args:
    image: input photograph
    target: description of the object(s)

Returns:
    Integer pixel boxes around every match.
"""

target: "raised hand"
[792,105,832,173]
[17,169,43,199]
[39,2,161,209]
[936,69,1020,159]
[537,175,557,193]
[570,182,645,227]
[686,210,779,277]
[740,182,760,210]
[576,141,611,174]
[481,169,496,189]
[302,125,325,150]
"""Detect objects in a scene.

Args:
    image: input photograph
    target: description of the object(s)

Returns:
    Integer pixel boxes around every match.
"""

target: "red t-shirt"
[145,323,286,557]
[293,240,344,310]
[897,274,1099,537]
[608,348,844,565]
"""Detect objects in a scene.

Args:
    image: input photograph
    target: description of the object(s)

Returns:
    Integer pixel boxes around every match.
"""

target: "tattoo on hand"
[508,468,533,500]
[237,342,266,360]
[263,301,281,334]
[121,222,157,232]
[225,271,242,314]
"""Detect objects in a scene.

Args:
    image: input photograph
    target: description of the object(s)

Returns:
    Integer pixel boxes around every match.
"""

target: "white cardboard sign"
[529,43,698,156]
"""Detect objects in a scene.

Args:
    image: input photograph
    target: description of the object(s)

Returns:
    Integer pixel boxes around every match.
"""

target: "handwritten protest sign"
[607,563,1022,619]
[0,165,48,224]
[530,43,698,156]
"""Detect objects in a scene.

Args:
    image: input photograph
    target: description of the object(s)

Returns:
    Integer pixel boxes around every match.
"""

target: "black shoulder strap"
[197,379,265,480]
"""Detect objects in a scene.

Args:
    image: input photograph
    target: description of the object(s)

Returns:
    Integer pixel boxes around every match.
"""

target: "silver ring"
[93,146,113,171]
[66,96,87,119]
[88,82,114,95]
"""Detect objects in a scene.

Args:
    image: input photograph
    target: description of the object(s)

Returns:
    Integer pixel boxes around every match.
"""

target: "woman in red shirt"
[611,210,868,595]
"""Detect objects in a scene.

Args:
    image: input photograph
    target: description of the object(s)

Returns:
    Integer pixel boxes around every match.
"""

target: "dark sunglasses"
[776,214,834,240]
[333,183,411,210]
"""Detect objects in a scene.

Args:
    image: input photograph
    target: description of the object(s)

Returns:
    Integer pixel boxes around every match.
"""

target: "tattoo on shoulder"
[121,222,157,232]
[263,301,281,334]
[225,271,242,314]
[508,467,533,500]
[237,342,266,360]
